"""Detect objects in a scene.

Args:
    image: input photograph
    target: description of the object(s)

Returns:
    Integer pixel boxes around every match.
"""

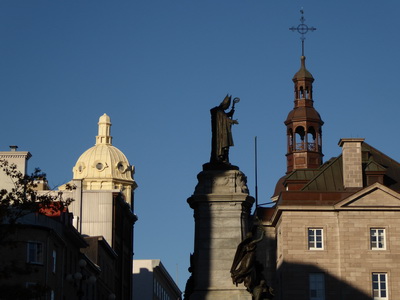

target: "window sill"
[26,262,44,265]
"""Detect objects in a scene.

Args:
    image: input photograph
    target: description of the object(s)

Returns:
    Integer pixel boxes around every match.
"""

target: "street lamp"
[66,259,97,299]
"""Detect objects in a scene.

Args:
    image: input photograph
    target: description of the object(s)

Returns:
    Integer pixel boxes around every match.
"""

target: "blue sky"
[1,0,400,291]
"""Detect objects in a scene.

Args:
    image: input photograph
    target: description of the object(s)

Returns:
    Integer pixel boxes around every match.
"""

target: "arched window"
[307,127,317,151]
[318,128,322,151]
[295,126,305,151]
[299,86,304,99]
[287,128,294,152]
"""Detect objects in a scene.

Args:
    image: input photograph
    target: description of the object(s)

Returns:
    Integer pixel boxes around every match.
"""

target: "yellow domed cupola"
[73,114,137,205]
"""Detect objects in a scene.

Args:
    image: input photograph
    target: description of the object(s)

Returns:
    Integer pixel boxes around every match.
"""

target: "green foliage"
[0,159,74,241]
[0,159,75,298]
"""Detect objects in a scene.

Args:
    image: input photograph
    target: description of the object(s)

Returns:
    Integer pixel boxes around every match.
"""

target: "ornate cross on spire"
[289,9,316,56]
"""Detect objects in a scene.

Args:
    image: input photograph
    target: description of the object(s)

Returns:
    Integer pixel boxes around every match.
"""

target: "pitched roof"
[301,156,344,191]
[300,142,400,192]
[362,143,400,191]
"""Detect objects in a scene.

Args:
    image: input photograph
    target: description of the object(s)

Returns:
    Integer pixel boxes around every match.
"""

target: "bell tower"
[286,10,323,174]
[285,55,323,173]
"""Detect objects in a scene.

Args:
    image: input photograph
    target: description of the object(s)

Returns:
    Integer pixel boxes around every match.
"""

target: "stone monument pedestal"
[187,166,254,300]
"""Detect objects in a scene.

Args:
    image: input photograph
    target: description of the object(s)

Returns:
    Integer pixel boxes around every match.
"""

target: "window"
[27,242,43,264]
[26,282,39,298]
[308,228,323,250]
[52,250,57,273]
[25,282,37,288]
[278,228,282,258]
[309,273,325,300]
[371,229,386,250]
[372,273,388,299]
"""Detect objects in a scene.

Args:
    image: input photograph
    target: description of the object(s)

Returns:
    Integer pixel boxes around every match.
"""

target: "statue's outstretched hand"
[233,119,239,124]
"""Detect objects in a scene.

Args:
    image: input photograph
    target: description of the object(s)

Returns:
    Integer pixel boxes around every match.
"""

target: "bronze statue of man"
[210,95,239,165]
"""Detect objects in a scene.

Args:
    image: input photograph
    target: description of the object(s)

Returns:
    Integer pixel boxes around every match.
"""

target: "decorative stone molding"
[194,170,249,195]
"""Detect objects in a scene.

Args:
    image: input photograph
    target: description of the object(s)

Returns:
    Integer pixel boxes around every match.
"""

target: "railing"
[294,142,318,152]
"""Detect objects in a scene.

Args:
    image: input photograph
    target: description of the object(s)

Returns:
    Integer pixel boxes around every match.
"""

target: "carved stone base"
[187,168,254,300]
[193,169,250,195]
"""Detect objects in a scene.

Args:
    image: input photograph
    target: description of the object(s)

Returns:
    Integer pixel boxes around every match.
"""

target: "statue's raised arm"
[210,95,239,166]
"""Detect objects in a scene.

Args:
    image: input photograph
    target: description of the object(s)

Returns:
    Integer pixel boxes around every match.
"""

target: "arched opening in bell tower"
[287,128,294,152]
[299,86,304,99]
[307,127,317,151]
[295,126,305,151]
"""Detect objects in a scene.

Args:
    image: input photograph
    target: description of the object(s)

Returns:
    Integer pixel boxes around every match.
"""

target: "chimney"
[338,138,364,188]
[9,145,18,152]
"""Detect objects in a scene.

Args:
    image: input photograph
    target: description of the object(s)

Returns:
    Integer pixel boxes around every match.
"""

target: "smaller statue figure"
[230,230,264,292]
[252,280,274,300]
[184,253,195,299]
[210,95,239,165]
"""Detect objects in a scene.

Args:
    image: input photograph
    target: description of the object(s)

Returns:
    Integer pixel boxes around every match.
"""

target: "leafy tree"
[0,159,74,299]
[0,159,74,232]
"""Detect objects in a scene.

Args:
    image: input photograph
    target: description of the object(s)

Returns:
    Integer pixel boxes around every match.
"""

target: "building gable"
[335,183,400,209]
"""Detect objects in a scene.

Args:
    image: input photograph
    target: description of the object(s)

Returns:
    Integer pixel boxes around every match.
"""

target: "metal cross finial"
[289,9,316,56]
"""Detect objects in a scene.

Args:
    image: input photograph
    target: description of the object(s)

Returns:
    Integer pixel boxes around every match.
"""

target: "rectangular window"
[25,282,37,288]
[372,273,388,299]
[52,250,57,273]
[309,273,325,300]
[308,228,323,250]
[278,228,282,258]
[27,242,43,264]
[371,229,386,250]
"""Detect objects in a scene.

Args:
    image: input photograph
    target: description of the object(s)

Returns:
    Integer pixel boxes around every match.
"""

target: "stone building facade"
[132,259,182,300]
[60,113,138,299]
[0,114,137,299]
[258,55,400,300]
[0,207,101,299]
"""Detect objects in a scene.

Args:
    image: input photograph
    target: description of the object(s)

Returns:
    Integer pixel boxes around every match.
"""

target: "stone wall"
[273,209,400,299]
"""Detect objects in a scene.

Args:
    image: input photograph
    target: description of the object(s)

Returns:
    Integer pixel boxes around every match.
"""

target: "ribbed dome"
[73,144,133,181]
[73,114,134,183]
[285,106,323,124]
